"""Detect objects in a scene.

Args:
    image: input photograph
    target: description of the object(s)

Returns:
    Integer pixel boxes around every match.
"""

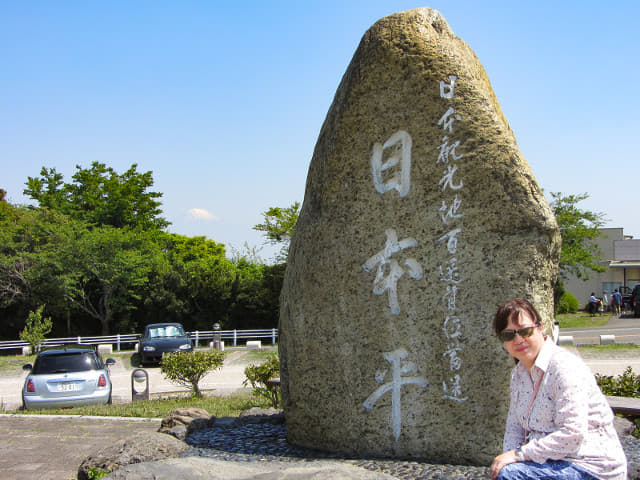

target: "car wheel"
[131,353,141,367]
[107,391,112,405]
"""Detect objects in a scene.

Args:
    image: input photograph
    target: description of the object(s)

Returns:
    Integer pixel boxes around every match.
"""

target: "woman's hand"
[490,449,520,480]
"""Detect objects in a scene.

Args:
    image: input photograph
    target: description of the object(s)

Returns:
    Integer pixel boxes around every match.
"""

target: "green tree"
[50,223,163,335]
[0,206,67,312]
[0,196,243,337]
[22,167,66,210]
[227,259,284,330]
[161,350,225,397]
[24,162,169,230]
[550,192,606,281]
[157,233,236,330]
[0,203,32,304]
[19,305,53,353]
[253,202,300,262]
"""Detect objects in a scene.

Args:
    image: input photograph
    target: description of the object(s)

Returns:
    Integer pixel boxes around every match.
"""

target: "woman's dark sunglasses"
[498,326,537,342]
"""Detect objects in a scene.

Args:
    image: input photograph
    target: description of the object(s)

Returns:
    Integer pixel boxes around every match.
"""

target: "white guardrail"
[0,328,279,352]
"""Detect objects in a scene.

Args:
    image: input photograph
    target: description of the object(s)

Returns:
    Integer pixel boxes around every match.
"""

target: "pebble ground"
[186,421,640,479]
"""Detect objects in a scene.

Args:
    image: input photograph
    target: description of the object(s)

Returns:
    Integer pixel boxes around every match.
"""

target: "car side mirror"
[22,364,33,371]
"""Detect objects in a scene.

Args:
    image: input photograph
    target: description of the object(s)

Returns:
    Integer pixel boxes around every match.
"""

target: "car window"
[33,352,100,374]
[147,326,186,338]
[148,328,163,338]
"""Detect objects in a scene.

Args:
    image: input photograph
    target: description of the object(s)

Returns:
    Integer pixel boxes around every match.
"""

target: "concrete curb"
[0,413,159,421]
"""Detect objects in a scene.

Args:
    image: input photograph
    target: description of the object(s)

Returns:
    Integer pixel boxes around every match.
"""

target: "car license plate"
[58,382,78,392]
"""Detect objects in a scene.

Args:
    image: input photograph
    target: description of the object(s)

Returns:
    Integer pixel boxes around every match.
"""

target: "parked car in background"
[632,284,640,318]
[22,346,115,410]
[139,322,193,365]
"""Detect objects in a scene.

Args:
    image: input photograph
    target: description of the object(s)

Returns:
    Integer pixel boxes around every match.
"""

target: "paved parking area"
[0,414,159,480]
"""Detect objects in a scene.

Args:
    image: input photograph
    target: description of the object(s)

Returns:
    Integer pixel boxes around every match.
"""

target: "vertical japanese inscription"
[361,75,470,441]
[363,349,428,441]
[362,130,427,440]
[363,130,423,314]
[437,75,467,403]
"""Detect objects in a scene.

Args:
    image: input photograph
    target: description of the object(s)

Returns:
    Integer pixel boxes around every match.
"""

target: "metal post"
[213,323,221,350]
[131,368,150,401]
[272,328,276,345]
[233,329,237,347]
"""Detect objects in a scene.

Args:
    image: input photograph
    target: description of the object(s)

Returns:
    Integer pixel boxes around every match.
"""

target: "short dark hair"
[493,298,543,336]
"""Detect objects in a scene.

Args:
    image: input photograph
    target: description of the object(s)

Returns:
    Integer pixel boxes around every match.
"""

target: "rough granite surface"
[279,7,560,465]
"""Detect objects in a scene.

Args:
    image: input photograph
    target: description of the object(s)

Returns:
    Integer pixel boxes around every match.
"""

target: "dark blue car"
[140,323,193,365]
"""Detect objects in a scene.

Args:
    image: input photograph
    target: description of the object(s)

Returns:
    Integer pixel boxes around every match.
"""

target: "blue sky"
[2,1,639,262]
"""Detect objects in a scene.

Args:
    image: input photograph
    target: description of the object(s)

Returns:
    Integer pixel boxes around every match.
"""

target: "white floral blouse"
[504,338,627,480]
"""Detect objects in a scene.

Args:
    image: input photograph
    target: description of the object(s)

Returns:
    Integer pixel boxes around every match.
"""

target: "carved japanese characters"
[279,8,560,465]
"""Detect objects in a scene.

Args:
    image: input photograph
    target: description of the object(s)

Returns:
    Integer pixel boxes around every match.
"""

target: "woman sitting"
[490,298,626,480]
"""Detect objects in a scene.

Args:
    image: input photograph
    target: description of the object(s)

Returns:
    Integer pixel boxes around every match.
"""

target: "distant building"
[562,227,640,306]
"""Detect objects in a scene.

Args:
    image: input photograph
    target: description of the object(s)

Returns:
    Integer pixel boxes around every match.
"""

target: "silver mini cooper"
[22,346,116,409]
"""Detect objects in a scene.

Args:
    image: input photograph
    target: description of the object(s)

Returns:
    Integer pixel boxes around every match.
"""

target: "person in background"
[588,293,598,317]
[612,289,622,316]
[490,298,626,480]
[602,291,609,313]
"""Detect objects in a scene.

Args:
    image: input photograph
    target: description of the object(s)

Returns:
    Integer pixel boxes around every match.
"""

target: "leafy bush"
[595,366,640,397]
[161,350,224,397]
[243,354,280,408]
[557,292,579,314]
[19,306,53,353]
[87,467,110,479]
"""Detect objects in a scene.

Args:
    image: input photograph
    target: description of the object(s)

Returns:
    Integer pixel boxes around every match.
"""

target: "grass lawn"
[13,390,272,418]
[556,311,611,329]
[578,343,640,353]
[0,353,36,375]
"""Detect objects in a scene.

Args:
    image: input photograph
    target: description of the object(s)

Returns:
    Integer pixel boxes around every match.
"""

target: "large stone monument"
[279,8,560,465]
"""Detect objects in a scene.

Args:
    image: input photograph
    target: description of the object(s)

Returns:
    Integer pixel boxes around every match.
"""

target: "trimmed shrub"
[596,366,640,398]
[244,354,280,408]
[557,292,579,314]
[161,350,224,397]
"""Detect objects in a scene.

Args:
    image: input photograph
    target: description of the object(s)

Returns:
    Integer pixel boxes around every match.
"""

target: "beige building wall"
[562,228,640,308]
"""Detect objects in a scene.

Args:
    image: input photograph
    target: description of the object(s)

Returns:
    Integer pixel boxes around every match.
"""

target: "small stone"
[77,431,189,480]
[236,407,285,425]
[165,424,188,440]
[614,416,636,437]
[158,407,215,438]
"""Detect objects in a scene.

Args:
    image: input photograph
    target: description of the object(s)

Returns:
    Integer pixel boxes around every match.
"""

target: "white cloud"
[186,208,218,221]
